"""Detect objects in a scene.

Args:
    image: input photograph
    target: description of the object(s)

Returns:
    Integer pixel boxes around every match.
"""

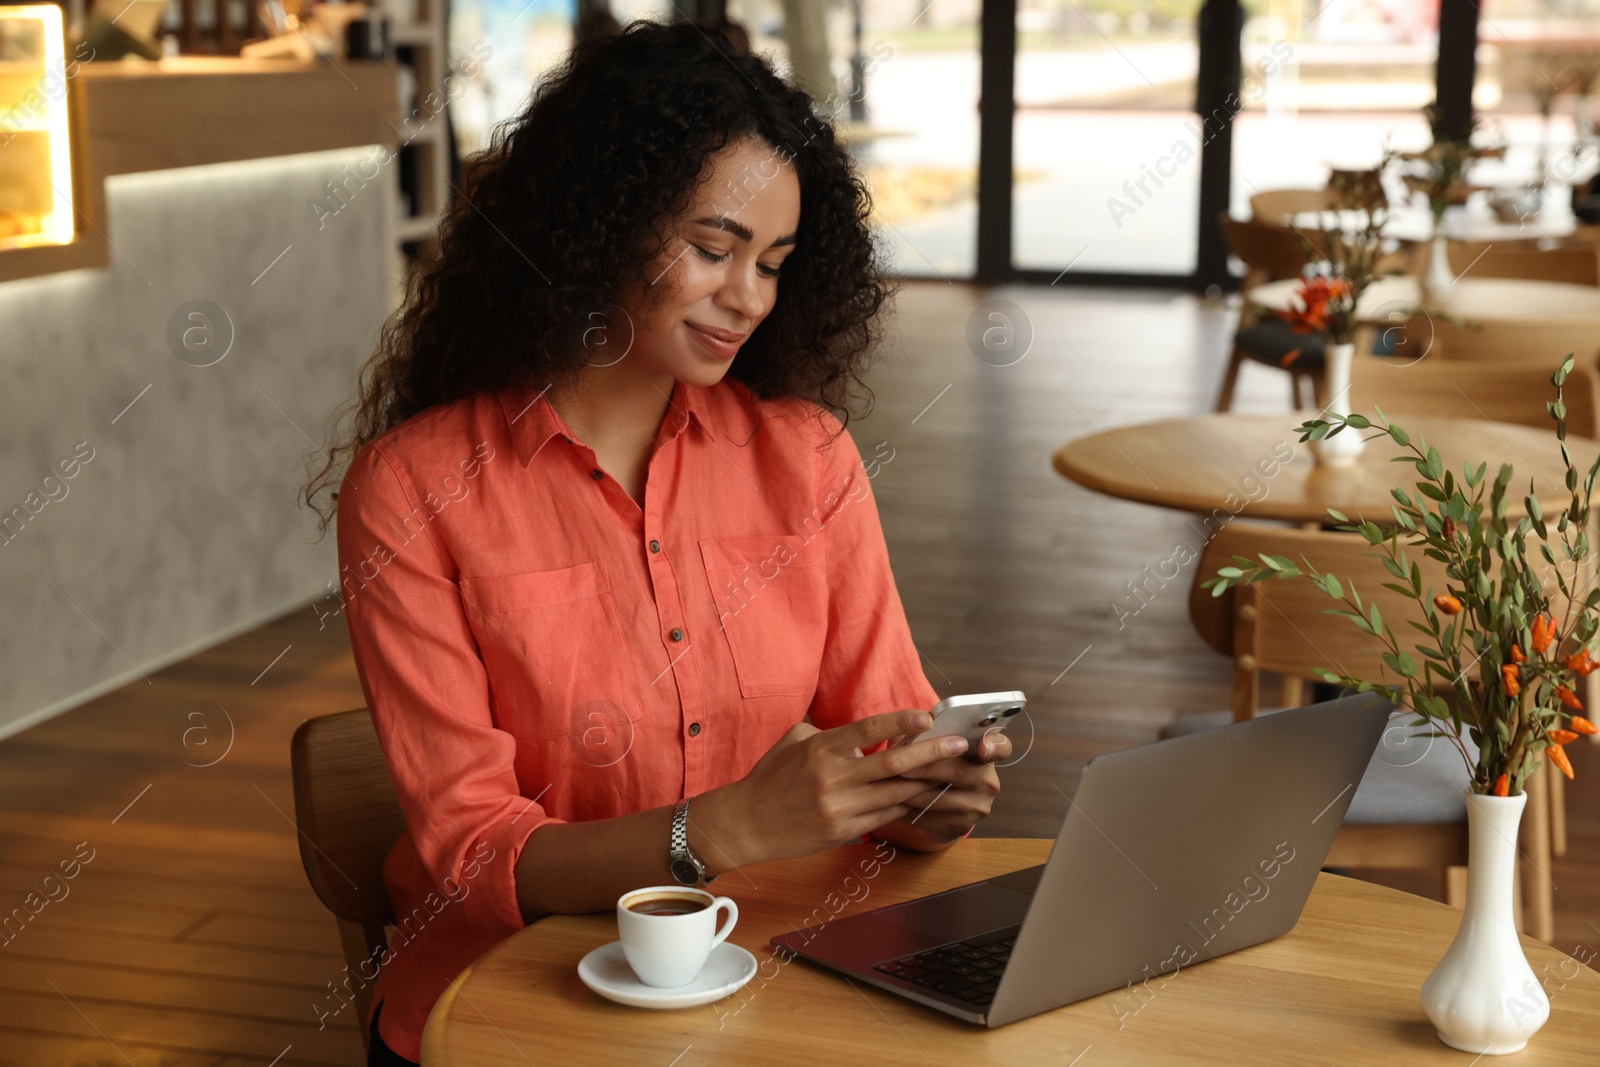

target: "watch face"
[670,858,701,886]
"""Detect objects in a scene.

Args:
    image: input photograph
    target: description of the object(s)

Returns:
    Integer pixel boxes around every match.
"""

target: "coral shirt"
[335,375,939,1060]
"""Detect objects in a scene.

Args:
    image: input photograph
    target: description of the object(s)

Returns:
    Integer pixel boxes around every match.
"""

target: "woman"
[305,21,1010,1064]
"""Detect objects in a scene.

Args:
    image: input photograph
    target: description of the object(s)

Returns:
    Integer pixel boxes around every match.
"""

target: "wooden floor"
[2,281,1595,1064]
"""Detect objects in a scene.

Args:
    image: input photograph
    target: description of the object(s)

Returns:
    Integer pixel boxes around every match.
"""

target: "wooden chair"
[1445,242,1600,286]
[1429,315,1600,369]
[1175,522,1558,941]
[1249,187,1335,225]
[290,708,408,1055]
[1349,344,1600,438]
[1216,215,1328,412]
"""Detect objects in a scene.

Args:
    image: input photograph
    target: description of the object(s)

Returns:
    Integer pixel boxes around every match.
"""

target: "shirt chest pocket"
[457,562,649,738]
[699,534,828,699]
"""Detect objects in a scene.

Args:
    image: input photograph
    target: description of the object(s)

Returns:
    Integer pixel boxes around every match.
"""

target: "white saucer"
[577,940,758,1009]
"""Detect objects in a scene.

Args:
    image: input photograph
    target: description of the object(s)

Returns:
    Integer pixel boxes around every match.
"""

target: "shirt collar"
[496,378,713,467]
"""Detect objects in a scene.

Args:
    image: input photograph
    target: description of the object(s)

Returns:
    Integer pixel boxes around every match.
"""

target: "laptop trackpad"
[879,880,1034,943]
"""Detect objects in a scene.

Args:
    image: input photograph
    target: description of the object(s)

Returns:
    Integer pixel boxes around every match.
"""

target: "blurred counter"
[1,56,399,284]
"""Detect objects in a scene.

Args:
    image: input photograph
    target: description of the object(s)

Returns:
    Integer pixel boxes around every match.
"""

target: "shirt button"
[669,627,684,641]
[688,722,701,737]
[589,469,604,480]
[648,539,661,553]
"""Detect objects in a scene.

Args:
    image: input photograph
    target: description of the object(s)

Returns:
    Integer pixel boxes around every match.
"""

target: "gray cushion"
[1235,318,1327,367]
[1161,708,1471,825]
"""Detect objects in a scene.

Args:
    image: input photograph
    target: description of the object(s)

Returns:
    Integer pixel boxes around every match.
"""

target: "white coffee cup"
[616,885,738,988]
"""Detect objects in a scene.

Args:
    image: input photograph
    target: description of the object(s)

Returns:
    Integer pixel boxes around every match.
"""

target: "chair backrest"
[290,708,407,925]
[1219,214,1317,293]
[1249,187,1334,225]
[1429,314,1600,368]
[1445,242,1600,287]
[1349,349,1600,439]
[1191,524,1451,721]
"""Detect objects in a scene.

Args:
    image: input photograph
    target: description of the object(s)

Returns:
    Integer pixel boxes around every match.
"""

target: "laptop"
[769,693,1393,1027]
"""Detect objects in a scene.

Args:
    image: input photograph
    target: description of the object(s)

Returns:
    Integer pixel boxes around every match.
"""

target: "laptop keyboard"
[871,926,1019,1007]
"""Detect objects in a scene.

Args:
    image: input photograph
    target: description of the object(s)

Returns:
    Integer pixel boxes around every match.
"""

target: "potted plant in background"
[1393,102,1505,303]
[1562,53,1600,143]
[1203,357,1598,1055]
[1270,181,1391,468]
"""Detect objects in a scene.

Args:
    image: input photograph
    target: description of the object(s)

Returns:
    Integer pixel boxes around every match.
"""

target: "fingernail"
[910,712,932,731]
[942,736,967,756]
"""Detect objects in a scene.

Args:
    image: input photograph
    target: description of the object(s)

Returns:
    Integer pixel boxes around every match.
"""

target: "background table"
[419,838,1600,1065]
[1250,276,1600,326]
[1052,414,1600,525]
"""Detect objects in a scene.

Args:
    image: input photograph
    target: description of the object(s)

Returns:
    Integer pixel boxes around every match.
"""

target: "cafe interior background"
[1,0,1599,1059]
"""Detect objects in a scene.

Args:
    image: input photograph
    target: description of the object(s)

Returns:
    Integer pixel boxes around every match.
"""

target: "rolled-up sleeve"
[805,412,941,732]
[336,442,563,937]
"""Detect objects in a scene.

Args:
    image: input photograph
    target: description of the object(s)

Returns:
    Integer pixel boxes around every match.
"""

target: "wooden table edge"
[419,838,1599,1062]
[419,961,476,1063]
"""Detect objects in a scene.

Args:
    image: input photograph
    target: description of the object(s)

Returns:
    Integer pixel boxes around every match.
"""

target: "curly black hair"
[303,19,894,537]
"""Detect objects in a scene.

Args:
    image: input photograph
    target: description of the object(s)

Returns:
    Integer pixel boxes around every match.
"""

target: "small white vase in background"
[1420,233,1455,306]
[1420,791,1550,1055]
[1312,341,1364,468]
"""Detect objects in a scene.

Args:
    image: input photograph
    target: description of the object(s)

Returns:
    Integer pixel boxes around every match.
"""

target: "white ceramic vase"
[1311,341,1364,468]
[1420,791,1550,1055]
[1420,232,1455,306]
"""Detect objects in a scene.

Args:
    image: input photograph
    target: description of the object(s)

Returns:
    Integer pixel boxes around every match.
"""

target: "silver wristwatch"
[669,796,714,886]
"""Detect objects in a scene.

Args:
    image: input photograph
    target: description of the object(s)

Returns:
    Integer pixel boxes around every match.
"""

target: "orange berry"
[1558,687,1584,711]
[1548,744,1575,781]
[1562,650,1598,676]
[1551,729,1580,745]
[1569,716,1598,735]
[1492,773,1509,797]
[1532,615,1555,655]
[1433,595,1462,615]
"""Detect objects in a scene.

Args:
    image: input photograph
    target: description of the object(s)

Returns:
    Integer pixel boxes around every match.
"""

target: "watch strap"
[671,796,715,885]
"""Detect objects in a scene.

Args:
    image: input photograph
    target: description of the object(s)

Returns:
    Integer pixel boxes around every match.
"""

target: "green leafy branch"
[1202,356,1599,794]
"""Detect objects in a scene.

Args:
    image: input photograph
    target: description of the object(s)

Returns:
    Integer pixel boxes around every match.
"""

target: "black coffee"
[626,893,708,916]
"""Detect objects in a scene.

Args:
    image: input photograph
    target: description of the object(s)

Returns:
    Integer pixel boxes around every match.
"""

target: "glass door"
[448,0,577,158]
[727,0,983,278]
[1230,0,1440,220]
[1011,0,1206,277]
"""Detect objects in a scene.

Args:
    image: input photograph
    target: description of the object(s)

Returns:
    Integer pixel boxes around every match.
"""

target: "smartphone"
[897,691,1026,756]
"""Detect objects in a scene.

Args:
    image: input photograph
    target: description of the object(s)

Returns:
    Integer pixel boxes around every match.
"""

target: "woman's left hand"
[882,730,1010,844]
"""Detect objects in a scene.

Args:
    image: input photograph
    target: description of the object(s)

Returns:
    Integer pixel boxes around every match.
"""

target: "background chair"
[1173,522,1558,941]
[1428,315,1600,368]
[1349,344,1600,438]
[291,708,407,1055]
[1249,187,1335,225]
[1444,242,1600,286]
[1216,215,1328,412]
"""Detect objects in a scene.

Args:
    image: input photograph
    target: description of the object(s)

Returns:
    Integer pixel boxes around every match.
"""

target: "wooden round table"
[1250,276,1600,327]
[1051,413,1599,525]
[418,839,1600,1065]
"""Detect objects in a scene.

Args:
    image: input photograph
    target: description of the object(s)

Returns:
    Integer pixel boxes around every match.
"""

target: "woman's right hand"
[693,709,970,871]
